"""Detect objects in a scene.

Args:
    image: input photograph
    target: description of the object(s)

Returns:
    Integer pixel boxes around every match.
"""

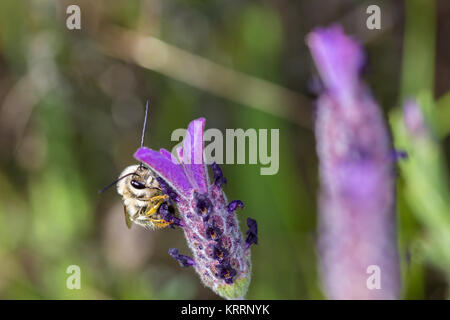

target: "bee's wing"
[123,206,133,229]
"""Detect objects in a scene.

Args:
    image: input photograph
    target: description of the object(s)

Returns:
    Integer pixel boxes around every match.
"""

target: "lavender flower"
[396,98,450,282]
[134,118,254,300]
[307,25,400,299]
[228,200,244,214]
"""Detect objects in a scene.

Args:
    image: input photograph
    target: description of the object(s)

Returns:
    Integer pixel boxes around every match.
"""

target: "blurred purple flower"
[134,118,254,300]
[307,25,400,299]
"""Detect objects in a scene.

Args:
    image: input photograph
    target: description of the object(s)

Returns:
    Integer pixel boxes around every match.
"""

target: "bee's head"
[116,164,159,198]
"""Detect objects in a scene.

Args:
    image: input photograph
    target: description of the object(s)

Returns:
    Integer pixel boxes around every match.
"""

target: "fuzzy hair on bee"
[116,164,172,229]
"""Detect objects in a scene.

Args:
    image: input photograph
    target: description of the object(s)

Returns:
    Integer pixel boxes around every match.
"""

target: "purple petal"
[176,146,195,188]
[181,118,208,194]
[134,147,192,197]
[307,25,365,106]
[205,224,222,241]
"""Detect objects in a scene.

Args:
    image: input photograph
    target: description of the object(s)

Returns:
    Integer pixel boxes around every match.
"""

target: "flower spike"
[135,119,254,300]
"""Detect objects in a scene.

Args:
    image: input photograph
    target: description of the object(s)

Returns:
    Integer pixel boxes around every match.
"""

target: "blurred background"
[0,0,449,299]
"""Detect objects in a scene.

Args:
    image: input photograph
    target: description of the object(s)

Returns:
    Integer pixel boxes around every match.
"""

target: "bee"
[100,101,174,229]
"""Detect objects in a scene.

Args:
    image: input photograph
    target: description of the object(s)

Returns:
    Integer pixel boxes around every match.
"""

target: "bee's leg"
[151,218,172,229]
[144,194,169,217]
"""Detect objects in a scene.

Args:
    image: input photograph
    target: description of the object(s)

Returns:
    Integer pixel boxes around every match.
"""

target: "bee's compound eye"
[131,180,146,189]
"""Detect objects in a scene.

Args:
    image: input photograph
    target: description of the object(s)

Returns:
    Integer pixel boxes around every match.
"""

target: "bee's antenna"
[140,100,149,149]
[98,172,138,194]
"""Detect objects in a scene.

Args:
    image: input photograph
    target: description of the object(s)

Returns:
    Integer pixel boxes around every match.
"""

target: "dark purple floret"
[195,192,213,218]
[168,248,195,267]
[227,200,244,214]
[156,177,180,202]
[159,203,183,227]
[210,162,227,187]
[134,118,253,299]
[217,261,237,284]
[245,218,258,249]
[205,224,222,241]
[212,244,229,262]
